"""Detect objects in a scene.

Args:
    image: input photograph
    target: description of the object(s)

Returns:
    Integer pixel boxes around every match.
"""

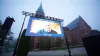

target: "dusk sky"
[0,0,100,38]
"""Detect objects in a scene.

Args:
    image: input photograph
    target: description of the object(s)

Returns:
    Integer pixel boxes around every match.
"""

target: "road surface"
[0,47,87,56]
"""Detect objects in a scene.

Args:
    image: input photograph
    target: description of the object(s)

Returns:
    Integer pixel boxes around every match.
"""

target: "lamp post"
[13,11,27,56]
[64,31,71,56]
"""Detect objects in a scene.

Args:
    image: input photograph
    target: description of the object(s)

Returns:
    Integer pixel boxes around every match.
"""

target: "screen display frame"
[25,16,64,37]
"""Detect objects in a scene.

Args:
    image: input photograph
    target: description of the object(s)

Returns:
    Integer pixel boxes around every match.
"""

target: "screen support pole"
[13,15,27,56]
[64,32,71,56]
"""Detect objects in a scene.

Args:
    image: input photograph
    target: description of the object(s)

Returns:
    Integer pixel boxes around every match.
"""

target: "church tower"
[33,2,45,49]
[35,2,45,17]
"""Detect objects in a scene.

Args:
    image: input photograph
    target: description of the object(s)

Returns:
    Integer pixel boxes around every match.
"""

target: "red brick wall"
[63,18,91,45]
[69,18,91,45]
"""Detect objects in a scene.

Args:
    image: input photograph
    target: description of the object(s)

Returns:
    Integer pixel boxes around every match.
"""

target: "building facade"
[65,16,91,45]
[31,3,92,49]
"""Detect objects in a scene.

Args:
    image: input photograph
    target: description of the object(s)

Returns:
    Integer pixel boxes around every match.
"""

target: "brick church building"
[31,3,92,49]
[64,16,91,45]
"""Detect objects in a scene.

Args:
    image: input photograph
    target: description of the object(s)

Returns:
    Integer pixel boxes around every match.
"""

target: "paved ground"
[0,47,87,56]
[28,47,87,56]
[70,47,87,55]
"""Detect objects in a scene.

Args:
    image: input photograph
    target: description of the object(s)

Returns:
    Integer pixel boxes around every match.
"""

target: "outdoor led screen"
[25,16,64,37]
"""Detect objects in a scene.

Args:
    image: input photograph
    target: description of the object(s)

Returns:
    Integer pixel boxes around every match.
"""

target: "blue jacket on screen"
[37,29,57,34]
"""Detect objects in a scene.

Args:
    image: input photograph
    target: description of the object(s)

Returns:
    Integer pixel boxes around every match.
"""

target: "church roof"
[36,2,44,14]
[87,30,100,36]
[66,16,83,30]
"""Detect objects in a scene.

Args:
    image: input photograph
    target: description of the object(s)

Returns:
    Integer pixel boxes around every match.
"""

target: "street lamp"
[13,11,28,56]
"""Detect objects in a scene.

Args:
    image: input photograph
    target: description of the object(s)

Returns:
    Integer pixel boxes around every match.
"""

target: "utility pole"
[13,13,27,56]
[64,31,71,56]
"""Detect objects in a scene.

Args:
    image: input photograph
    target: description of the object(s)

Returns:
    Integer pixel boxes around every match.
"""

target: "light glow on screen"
[30,20,61,34]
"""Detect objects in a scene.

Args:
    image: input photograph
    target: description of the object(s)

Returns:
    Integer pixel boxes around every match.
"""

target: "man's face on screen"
[45,23,51,32]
